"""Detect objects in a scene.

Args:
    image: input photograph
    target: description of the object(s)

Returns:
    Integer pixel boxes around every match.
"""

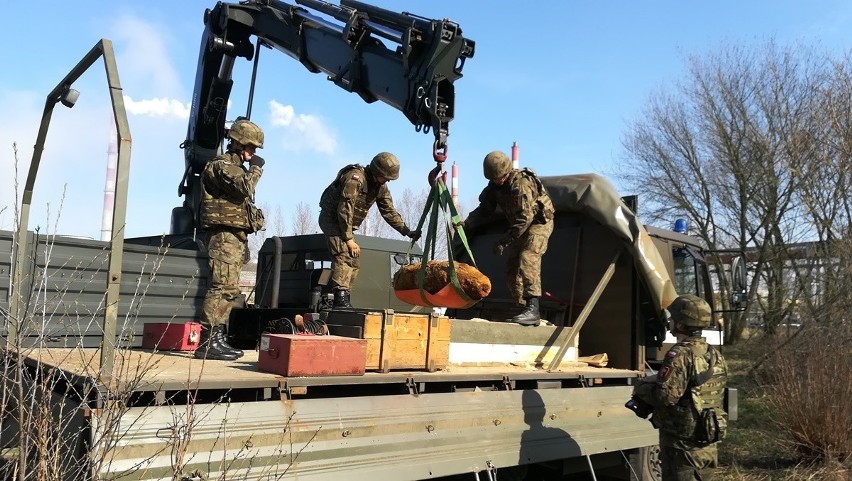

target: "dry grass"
[715,331,851,480]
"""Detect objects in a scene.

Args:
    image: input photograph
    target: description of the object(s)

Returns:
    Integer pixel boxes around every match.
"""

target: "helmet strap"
[227,141,246,157]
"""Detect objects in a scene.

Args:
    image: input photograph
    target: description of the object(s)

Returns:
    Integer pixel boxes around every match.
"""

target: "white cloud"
[268,100,337,155]
[109,14,183,98]
[124,95,190,119]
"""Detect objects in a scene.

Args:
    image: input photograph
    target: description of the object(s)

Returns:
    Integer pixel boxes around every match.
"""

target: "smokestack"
[511,141,519,169]
[451,161,459,207]
[101,118,117,241]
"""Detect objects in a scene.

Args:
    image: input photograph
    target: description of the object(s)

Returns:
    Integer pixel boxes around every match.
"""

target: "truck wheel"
[629,445,661,481]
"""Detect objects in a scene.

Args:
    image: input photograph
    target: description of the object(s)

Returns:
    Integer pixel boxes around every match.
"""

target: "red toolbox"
[142,322,202,351]
[258,334,367,376]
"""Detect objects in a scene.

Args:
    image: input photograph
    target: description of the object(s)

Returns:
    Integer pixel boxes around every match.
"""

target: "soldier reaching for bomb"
[457,151,555,326]
[632,294,729,481]
[196,119,267,361]
[318,152,421,308]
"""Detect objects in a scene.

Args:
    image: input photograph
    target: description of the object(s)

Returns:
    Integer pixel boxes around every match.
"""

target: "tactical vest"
[200,153,253,231]
[655,340,728,444]
[518,168,555,223]
[319,164,377,229]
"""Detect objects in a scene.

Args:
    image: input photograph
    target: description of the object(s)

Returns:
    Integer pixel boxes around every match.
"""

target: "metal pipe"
[586,455,598,481]
[246,40,262,119]
[218,54,235,82]
[271,236,283,307]
[361,19,404,44]
[8,39,132,412]
[292,9,345,35]
[293,0,352,23]
[341,0,433,33]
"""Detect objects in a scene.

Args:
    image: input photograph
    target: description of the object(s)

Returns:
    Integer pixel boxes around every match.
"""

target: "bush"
[758,322,851,466]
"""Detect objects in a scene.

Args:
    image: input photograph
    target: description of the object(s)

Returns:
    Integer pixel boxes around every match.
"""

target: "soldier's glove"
[249,155,265,169]
[493,241,507,256]
[452,220,465,232]
[407,229,422,241]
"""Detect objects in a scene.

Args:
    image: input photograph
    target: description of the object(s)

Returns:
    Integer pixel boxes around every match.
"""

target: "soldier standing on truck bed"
[318,152,421,308]
[633,294,729,481]
[196,119,267,361]
[458,151,555,326]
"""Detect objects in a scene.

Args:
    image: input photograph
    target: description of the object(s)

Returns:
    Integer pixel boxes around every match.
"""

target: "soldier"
[459,151,554,326]
[197,119,266,361]
[318,152,421,308]
[633,294,729,481]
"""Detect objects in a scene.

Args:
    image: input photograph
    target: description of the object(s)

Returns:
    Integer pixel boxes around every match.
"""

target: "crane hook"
[429,139,448,186]
[432,138,448,163]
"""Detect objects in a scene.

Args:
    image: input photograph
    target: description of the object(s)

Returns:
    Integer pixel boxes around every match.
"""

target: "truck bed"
[12,346,653,480]
[21,346,640,397]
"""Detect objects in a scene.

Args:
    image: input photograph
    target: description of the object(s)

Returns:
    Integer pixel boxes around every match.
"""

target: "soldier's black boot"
[214,325,244,359]
[194,327,238,361]
[510,297,541,326]
[333,289,352,308]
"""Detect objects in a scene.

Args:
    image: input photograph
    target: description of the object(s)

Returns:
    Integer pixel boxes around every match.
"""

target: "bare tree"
[290,201,318,235]
[269,204,286,237]
[358,185,425,241]
[619,40,850,342]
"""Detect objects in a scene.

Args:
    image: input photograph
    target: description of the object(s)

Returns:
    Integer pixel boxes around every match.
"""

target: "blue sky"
[3,1,852,239]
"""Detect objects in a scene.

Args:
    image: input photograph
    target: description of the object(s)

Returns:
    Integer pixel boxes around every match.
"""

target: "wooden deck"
[16,346,640,394]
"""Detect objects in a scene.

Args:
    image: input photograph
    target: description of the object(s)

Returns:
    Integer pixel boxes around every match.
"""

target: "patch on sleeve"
[666,350,678,358]
[658,366,672,381]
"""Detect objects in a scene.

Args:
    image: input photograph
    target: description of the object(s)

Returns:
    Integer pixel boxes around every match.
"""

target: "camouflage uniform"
[465,168,555,303]
[200,151,263,330]
[634,337,729,481]
[318,164,411,290]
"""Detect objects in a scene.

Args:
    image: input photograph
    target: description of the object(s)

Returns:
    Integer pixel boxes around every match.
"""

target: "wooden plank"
[426,314,451,372]
[548,251,621,371]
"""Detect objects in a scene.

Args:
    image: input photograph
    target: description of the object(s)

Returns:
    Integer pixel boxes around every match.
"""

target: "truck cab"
[645,225,721,363]
[252,233,425,313]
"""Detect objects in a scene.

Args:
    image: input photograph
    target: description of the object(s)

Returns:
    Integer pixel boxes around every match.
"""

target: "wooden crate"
[325,309,450,372]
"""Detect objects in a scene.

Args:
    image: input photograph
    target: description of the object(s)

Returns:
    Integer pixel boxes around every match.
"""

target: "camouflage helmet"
[369,152,400,180]
[667,294,712,328]
[483,151,512,180]
[228,119,264,149]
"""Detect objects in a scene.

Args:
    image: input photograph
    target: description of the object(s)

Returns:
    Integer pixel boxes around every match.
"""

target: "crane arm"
[173,0,475,234]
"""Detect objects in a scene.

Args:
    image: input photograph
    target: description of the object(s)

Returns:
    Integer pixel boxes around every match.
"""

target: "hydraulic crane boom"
[172,0,475,235]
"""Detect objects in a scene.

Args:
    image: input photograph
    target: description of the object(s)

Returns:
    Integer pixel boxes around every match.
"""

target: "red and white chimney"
[511,141,519,169]
[100,119,117,241]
